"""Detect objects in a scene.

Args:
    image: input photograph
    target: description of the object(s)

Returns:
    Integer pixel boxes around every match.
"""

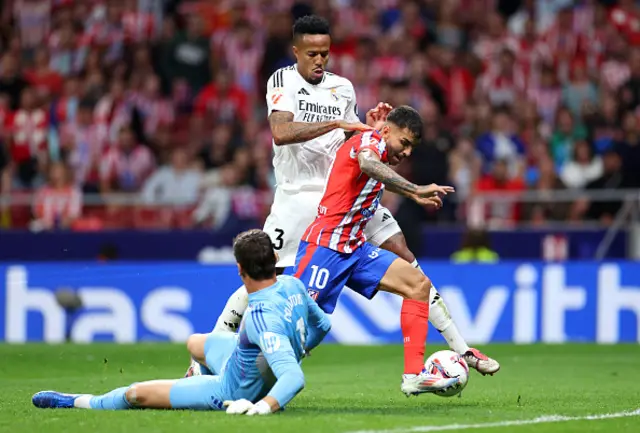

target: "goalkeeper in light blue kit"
[32,229,331,415]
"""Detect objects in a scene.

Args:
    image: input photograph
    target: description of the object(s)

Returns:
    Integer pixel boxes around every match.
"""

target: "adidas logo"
[298,88,310,95]
[381,213,391,222]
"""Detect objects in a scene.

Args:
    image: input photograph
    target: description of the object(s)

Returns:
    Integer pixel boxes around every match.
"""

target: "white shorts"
[263,188,402,268]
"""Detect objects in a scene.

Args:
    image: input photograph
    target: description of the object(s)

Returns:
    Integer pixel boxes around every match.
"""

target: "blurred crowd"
[0,0,639,232]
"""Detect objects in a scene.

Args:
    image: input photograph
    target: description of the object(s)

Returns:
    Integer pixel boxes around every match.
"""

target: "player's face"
[293,34,331,85]
[381,124,416,166]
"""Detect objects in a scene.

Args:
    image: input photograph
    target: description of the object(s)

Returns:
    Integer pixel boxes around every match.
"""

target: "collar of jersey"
[248,281,280,299]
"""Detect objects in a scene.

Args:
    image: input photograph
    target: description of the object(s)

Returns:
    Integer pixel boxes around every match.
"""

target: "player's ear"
[380,124,391,138]
[274,252,280,263]
[236,263,243,277]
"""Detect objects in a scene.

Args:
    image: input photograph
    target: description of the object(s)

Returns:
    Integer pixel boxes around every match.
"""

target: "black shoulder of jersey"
[271,65,296,88]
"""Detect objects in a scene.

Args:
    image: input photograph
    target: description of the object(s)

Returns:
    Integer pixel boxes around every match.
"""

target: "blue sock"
[89,386,132,410]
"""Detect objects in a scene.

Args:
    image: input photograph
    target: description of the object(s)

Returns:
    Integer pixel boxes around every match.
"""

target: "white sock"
[411,260,470,354]
[73,395,93,409]
[212,285,249,332]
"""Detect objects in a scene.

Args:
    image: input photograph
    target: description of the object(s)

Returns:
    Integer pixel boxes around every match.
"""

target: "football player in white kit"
[188,15,499,376]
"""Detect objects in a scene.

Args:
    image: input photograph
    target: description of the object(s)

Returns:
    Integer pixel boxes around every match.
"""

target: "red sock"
[401,299,430,374]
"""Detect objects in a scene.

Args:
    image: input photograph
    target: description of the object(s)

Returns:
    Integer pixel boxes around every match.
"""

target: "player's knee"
[125,384,142,407]
[404,273,431,303]
[418,275,432,302]
[186,333,207,362]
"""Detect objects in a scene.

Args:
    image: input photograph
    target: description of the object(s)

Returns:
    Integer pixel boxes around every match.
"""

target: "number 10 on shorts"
[308,265,330,290]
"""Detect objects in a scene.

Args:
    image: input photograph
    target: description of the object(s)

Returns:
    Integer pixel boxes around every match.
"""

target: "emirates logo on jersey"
[298,100,342,123]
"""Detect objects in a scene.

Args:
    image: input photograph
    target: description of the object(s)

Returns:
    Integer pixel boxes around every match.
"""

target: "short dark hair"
[293,15,330,40]
[233,229,276,281]
[79,98,94,110]
[386,105,423,142]
[492,105,511,117]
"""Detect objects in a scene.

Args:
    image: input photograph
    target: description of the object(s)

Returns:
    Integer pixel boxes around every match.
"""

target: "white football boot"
[401,371,460,396]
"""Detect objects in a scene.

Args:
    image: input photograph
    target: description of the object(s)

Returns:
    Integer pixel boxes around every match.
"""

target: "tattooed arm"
[358,148,455,207]
[269,112,373,146]
[357,149,418,198]
[269,112,339,146]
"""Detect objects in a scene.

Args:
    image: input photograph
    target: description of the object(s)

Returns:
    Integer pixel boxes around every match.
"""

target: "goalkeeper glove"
[223,399,272,416]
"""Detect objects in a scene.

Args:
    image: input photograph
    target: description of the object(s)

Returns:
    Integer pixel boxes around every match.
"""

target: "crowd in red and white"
[1,0,640,231]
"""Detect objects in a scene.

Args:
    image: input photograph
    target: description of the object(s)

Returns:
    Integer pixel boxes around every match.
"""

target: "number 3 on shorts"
[272,228,285,250]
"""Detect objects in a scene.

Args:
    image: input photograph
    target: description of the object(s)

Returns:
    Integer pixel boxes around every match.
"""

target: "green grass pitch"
[0,344,639,433]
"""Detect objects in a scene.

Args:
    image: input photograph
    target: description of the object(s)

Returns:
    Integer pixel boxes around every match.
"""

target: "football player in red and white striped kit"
[295,106,458,395]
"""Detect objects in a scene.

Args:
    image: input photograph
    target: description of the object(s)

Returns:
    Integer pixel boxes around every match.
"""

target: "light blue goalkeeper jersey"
[221,275,331,408]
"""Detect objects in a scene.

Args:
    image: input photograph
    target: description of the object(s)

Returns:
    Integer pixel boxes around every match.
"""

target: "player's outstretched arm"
[358,148,419,197]
[269,111,372,146]
[259,337,305,412]
[239,327,305,415]
[358,149,454,208]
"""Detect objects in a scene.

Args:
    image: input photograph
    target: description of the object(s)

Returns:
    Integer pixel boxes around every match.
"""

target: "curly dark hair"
[387,105,423,143]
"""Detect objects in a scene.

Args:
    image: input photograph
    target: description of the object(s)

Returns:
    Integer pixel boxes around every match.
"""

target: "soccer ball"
[425,350,469,397]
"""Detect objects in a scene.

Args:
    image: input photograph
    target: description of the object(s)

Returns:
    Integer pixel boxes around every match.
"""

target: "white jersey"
[266,65,359,192]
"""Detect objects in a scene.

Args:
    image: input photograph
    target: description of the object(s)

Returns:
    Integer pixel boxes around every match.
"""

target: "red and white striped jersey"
[122,10,155,43]
[302,131,388,254]
[579,27,609,73]
[609,5,640,46]
[60,122,106,185]
[94,95,132,145]
[600,59,631,92]
[129,92,175,137]
[476,65,527,107]
[472,35,519,68]
[9,108,48,162]
[33,186,82,227]
[99,145,155,191]
[527,85,562,127]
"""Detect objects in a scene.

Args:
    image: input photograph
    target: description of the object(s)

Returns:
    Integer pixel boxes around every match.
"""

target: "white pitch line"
[345,408,640,433]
